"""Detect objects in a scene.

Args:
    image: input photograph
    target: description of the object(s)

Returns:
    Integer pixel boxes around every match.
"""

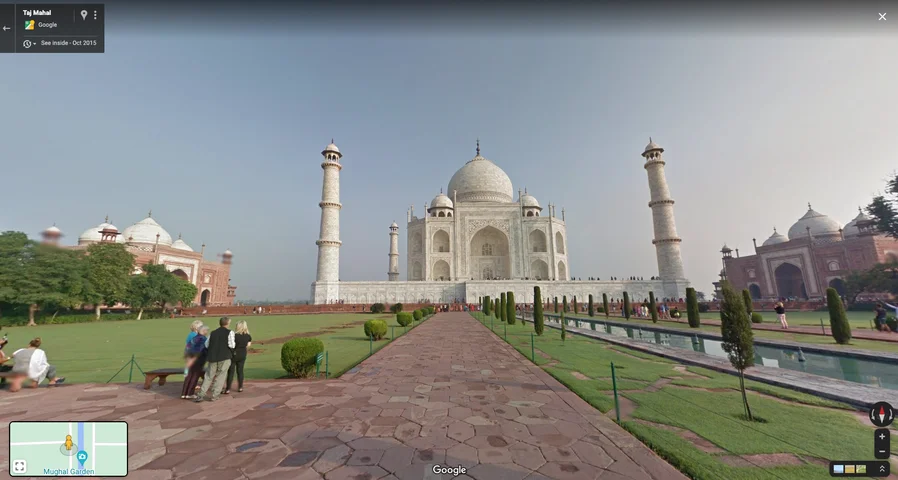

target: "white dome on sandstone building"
[122,213,173,246]
[447,142,514,204]
[762,227,789,246]
[787,204,842,240]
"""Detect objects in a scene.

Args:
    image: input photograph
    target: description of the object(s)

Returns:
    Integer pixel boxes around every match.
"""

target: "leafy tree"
[21,244,87,325]
[506,291,516,325]
[623,292,631,320]
[554,297,558,313]
[484,295,491,316]
[845,263,898,304]
[827,287,852,344]
[649,291,658,323]
[500,292,506,323]
[390,303,403,314]
[588,294,594,317]
[0,232,32,318]
[573,296,578,314]
[867,174,898,238]
[84,243,134,320]
[602,293,609,318]
[719,282,755,421]
[175,278,198,308]
[742,289,753,316]
[563,295,568,313]
[125,263,195,319]
[696,291,707,301]
[533,286,544,336]
[560,309,566,342]
[686,287,701,328]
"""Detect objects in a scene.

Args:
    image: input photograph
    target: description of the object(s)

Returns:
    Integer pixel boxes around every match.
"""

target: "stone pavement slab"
[0,313,685,479]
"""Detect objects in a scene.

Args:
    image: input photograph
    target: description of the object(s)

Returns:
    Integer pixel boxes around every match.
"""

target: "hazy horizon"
[3,5,896,300]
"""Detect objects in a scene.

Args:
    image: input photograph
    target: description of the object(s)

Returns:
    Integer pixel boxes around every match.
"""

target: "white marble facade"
[311,139,690,304]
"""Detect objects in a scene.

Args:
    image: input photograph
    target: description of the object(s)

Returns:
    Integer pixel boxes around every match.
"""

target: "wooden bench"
[144,368,203,390]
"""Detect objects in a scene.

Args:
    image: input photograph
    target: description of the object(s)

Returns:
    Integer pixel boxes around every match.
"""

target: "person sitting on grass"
[184,319,204,375]
[9,338,64,392]
[181,325,209,399]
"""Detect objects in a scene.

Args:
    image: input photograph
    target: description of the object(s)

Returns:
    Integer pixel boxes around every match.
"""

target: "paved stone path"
[0,312,684,479]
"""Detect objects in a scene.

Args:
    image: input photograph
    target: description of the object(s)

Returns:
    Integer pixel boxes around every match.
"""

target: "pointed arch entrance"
[470,226,510,280]
[774,263,806,299]
[201,289,211,306]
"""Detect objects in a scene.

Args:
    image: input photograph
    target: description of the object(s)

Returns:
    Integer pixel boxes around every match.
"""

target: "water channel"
[537,314,898,390]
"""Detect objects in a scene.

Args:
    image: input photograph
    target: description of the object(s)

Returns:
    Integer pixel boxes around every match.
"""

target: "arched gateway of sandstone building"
[310,139,691,305]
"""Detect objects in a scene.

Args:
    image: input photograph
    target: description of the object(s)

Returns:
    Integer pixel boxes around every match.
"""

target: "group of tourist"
[180,317,252,401]
[0,331,65,391]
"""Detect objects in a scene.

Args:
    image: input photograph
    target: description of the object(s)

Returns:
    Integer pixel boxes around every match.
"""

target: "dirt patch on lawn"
[256,320,371,345]
[719,453,806,467]
[247,348,264,355]
[632,419,725,454]
[570,371,590,381]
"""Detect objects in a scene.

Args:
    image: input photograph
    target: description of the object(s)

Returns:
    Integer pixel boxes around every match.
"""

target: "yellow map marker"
[64,435,73,451]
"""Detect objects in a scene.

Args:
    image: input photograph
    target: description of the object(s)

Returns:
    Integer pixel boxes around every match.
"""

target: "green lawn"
[0,313,421,384]
[705,309,878,330]
[552,312,898,354]
[472,312,883,480]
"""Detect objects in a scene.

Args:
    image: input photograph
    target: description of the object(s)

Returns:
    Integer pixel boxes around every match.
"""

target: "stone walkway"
[0,312,685,480]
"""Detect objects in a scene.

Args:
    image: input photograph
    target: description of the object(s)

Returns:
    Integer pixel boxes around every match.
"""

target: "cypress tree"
[623,292,631,320]
[602,293,609,318]
[499,293,506,323]
[719,282,755,421]
[686,287,700,328]
[742,289,753,316]
[495,298,499,318]
[560,309,566,342]
[484,295,491,316]
[827,287,852,344]
[506,291,516,325]
[649,291,658,323]
[563,295,568,313]
[554,297,558,313]
[534,286,545,336]
[588,294,594,317]
[573,296,579,313]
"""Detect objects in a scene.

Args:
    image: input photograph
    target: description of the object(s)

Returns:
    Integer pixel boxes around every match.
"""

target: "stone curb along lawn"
[544,313,898,363]
[522,315,898,409]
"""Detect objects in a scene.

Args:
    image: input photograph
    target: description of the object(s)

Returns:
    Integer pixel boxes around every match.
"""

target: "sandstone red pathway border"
[0,312,685,480]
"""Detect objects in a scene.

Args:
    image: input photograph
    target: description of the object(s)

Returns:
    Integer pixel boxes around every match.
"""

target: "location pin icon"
[80,10,88,20]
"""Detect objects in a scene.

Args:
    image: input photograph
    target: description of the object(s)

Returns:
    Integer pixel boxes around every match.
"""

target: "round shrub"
[364,319,388,340]
[750,312,763,324]
[396,312,413,327]
[370,303,386,314]
[390,303,403,314]
[413,309,423,321]
[698,303,710,313]
[280,337,324,378]
[596,306,605,313]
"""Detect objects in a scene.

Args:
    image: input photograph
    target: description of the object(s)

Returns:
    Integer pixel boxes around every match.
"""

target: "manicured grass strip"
[623,421,834,480]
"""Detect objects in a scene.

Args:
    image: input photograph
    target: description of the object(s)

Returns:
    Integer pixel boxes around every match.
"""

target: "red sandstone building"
[40,213,237,307]
[719,205,898,301]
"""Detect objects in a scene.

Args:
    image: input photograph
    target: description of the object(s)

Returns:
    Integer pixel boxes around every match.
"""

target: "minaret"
[311,140,343,304]
[388,222,400,281]
[642,138,687,293]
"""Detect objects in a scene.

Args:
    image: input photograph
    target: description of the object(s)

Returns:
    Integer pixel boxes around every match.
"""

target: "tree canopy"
[867,174,898,239]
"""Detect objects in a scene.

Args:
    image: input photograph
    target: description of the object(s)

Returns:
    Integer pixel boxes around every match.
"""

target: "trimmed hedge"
[827,287,852,344]
[649,291,658,323]
[390,303,403,314]
[602,293,609,318]
[0,310,170,326]
[588,294,594,317]
[533,286,544,336]
[686,287,701,328]
[370,303,386,313]
[281,337,324,378]
[623,292,631,320]
[364,319,388,340]
[413,309,423,321]
[396,312,413,327]
[751,312,763,324]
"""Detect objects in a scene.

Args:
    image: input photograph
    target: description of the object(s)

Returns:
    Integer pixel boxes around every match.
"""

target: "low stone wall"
[180,303,435,316]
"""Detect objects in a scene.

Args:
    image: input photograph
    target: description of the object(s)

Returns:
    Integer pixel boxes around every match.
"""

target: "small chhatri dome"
[44,225,62,235]
[520,188,541,209]
[720,243,732,253]
[79,218,115,244]
[844,207,872,238]
[447,140,514,203]
[390,221,398,228]
[762,227,789,246]
[122,214,173,246]
[787,203,842,239]
[643,137,663,155]
[223,249,233,256]
[171,233,194,252]
[322,139,341,156]
[430,189,454,209]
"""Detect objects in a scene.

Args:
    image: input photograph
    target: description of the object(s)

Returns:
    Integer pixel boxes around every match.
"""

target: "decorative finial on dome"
[440,187,443,194]
[773,226,777,233]
[178,232,182,239]
[524,187,528,195]
[858,206,863,214]
[807,202,812,211]
[649,136,652,144]
[331,138,334,144]
[476,138,480,156]
[148,209,153,218]
[104,215,109,223]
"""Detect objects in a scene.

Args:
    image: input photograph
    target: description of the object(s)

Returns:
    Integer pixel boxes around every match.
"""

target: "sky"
[2,2,896,300]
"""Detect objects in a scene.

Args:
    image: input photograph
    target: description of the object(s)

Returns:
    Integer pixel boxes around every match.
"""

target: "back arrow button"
[2,26,9,31]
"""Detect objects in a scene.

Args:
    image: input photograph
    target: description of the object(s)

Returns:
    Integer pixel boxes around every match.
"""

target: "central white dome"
[447,153,514,203]
[122,215,173,246]
[788,205,842,240]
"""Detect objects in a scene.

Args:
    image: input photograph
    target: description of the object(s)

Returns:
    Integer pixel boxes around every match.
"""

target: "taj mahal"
[310,139,691,305]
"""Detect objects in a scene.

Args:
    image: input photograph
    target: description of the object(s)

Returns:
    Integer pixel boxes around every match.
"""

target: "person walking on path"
[225,320,252,394]
[775,302,788,329]
[196,317,235,402]
[181,325,209,399]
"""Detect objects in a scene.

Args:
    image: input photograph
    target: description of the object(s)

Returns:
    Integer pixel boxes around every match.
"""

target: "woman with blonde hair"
[184,319,204,375]
[225,320,252,394]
